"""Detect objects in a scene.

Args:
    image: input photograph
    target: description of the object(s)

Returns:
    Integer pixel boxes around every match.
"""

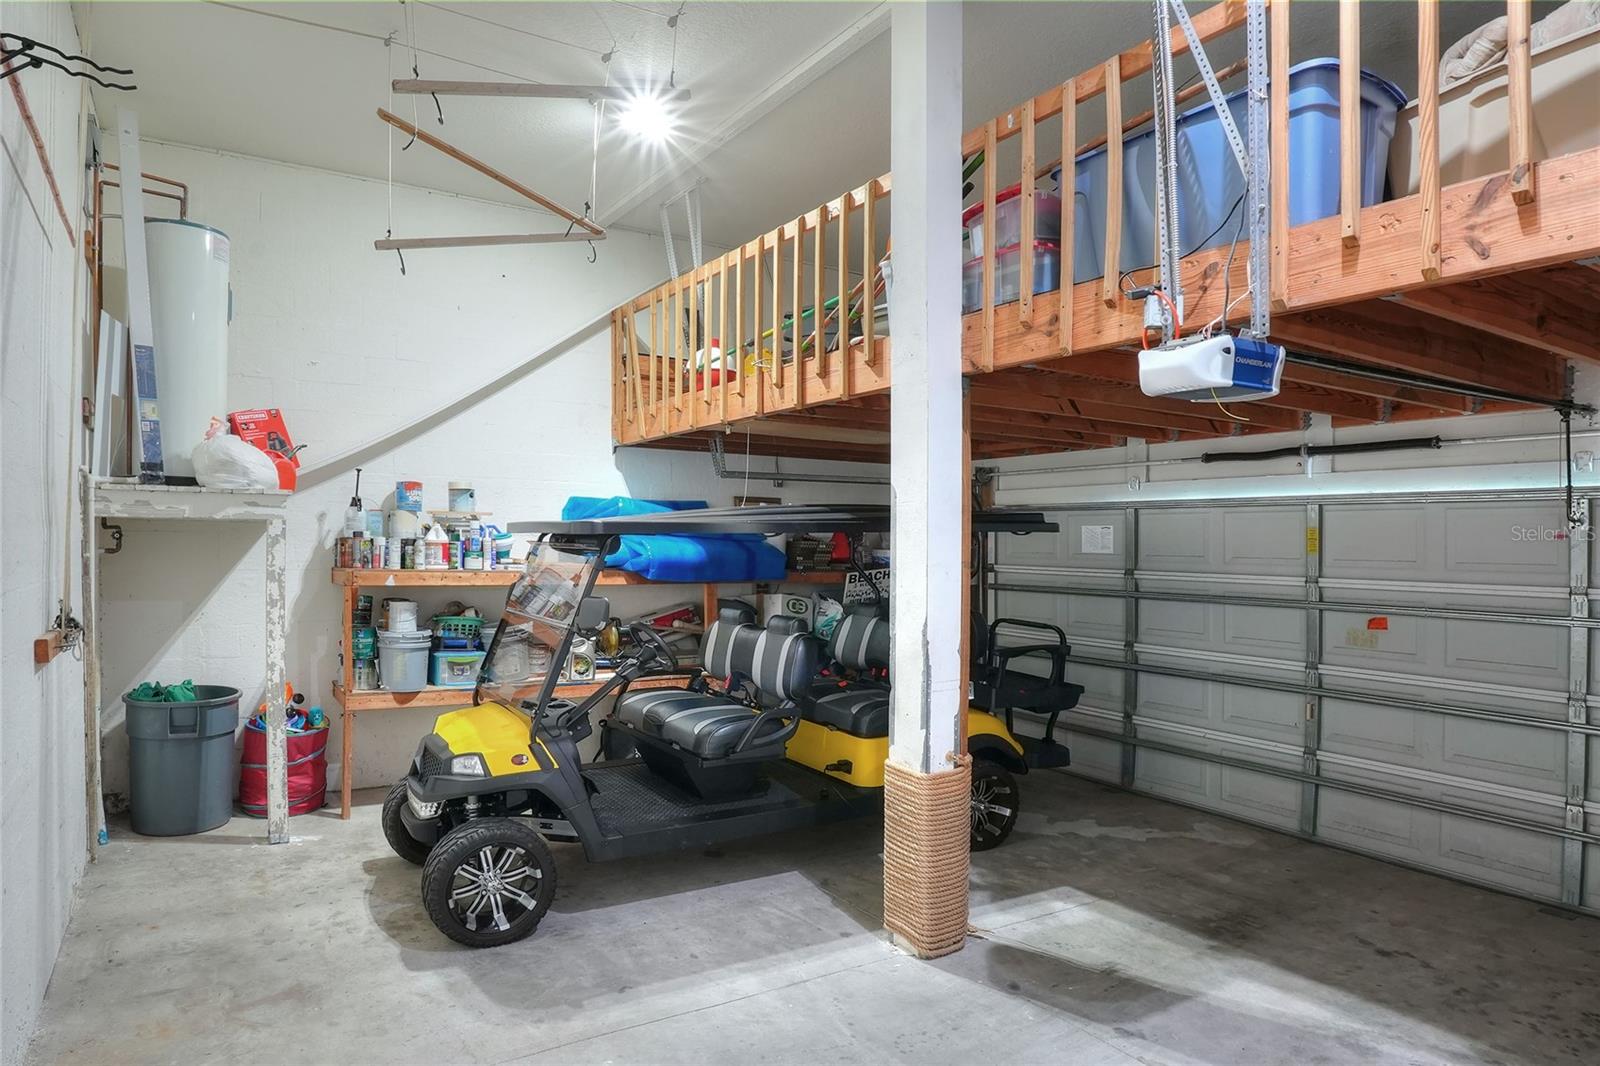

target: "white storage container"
[1388,23,1600,194]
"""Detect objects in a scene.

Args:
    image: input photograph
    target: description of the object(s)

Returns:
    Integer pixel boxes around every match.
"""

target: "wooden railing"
[614,0,1563,447]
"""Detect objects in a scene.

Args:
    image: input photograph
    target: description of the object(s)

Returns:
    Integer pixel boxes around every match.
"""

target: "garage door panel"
[1134,746,1211,802]
[1444,621,1566,688]
[1139,598,1208,643]
[1220,508,1305,574]
[1138,511,1210,571]
[1323,611,1424,664]
[996,528,1064,568]
[1586,844,1600,910]
[1060,594,1125,642]
[1321,699,1429,762]
[1061,729,1123,783]
[1322,614,1567,698]
[1435,815,1564,898]
[1323,506,1427,576]
[1217,761,1303,830]
[1218,686,1304,742]
[1319,789,1430,851]
[1442,503,1567,580]
[1060,511,1128,569]
[1063,660,1124,707]
[1590,737,1600,804]
[1439,718,1566,794]
[1137,673,1207,726]
[1222,604,1304,655]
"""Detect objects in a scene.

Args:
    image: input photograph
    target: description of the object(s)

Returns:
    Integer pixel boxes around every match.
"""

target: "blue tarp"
[562,496,786,583]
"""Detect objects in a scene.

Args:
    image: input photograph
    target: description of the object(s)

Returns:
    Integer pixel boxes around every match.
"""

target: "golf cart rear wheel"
[422,818,557,948]
[970,760,1019,851]
[381,780,432,866]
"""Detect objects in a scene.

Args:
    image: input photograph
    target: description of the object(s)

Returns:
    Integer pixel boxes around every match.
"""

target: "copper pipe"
[102,163,188,217]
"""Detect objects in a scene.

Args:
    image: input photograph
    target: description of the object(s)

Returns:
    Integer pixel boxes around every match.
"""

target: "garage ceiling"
[80,1,1531,249]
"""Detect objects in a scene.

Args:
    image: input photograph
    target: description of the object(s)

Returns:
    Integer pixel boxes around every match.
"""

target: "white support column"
[884,0,968,959]
[888,0,964,775]
[264,517,289,843]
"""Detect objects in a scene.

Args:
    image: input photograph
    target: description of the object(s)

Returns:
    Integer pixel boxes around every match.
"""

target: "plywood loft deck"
[609,0,1600,463]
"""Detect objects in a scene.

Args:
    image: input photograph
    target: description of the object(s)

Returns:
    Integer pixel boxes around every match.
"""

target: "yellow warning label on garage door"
[1306,526,1320,554]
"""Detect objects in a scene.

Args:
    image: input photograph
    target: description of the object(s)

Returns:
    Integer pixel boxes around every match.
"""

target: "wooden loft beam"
[1393,267,1600,365]
[1271,300,1568,400]
[1284,146,1600,309]
[1011,362,1303,431]
[1275,361,1473,414]
[767,408,1134,450]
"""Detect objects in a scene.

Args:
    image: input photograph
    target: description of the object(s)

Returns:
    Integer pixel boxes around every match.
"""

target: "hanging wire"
[667,2,685,88]
[384,32,405,275]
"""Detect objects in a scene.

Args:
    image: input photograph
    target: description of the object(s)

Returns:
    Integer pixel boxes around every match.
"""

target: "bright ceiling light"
[616,90,677,146]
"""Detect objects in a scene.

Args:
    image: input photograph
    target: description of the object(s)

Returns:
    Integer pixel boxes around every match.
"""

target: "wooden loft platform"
[610,0,1600,464]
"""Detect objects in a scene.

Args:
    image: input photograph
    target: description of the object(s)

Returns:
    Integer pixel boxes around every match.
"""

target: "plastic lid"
[378,628,433,644]
[962,239,1061,268]
[961,184,1062,225]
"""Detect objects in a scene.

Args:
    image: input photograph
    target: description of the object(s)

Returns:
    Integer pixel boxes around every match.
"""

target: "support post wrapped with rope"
[882,758,972,958]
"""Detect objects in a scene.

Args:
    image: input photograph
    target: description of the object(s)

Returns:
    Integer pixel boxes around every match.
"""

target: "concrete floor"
[26,772,1600,1065]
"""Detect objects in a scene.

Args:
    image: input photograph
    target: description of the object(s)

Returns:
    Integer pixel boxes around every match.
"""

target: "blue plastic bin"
[1057,59,1406,281]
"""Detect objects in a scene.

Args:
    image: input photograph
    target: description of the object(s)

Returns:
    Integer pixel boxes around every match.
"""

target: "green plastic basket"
[433,615,484,642]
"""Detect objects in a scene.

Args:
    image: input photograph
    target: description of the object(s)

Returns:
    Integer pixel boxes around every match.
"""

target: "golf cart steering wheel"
[627,622,678,672]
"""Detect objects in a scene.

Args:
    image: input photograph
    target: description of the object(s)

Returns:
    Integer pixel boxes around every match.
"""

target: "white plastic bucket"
[377,628,432,692]
[383,599,419,632]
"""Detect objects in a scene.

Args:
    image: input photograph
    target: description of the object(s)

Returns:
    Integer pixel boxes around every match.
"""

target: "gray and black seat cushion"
[612,610,816,758]
[800,612,893,739]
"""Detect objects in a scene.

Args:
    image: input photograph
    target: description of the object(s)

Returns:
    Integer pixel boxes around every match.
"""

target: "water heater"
[144,219,230,480]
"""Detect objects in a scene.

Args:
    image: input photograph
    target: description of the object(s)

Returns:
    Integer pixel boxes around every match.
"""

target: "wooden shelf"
[330,567,851,587]
[331,568,519,587]
[332,672,686,711]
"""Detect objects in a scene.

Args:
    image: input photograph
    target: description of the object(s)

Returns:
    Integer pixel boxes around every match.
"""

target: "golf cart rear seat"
[610,608,816,796]
[795,612,891,739]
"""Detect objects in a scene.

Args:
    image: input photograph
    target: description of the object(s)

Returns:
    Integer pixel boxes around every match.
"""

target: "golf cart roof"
[508,504,1058,537]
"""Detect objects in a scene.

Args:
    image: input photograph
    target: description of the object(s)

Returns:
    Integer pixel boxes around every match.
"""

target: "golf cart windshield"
[475,541,601,709]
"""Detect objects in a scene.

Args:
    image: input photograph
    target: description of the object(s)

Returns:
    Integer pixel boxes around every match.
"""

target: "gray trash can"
[124,685,240,836]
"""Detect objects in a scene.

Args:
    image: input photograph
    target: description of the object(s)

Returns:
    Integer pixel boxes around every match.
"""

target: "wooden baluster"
[734,247,746,406]
[982,119,998,370]
[610,309,623,442]
[1019,100,1036,331]
[1507,0,1534,205]
[792,217,804,409]
[838,190,853,400]
[687,270,701,428]
[1417,0,1442,280]
[1339,0,1361,246]
[862,181,877,368]
[813,207,826,386]
[1269,0,1291,309]
[1100,57,1123,309]
[754,235,767,414]
[1061,78,1076,355]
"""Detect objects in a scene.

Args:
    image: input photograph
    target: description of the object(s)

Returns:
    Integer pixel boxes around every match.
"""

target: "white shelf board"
[94,478,291,520]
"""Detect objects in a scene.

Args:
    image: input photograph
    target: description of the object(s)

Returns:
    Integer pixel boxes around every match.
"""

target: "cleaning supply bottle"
[424,522,448,569]
[344,467,365,536]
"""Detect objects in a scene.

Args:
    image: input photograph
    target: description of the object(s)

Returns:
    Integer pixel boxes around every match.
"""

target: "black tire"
[381,780,434,865]
[421,819,557,948]
[969,759,1020,851]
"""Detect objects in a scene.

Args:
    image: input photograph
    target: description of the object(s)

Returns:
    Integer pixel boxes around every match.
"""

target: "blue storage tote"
[1060,59,1406,280]
[430,650,486,688]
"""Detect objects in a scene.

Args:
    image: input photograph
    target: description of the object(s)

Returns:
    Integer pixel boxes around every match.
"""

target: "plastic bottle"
[344,467,365,536]
[425,523,447,569]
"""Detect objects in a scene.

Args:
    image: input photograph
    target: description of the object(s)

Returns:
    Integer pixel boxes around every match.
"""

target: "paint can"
[389,508,421,540]
[395,481,424,513]
[352,658,379,690]
[448,482,475,512]
[381,599,418,632]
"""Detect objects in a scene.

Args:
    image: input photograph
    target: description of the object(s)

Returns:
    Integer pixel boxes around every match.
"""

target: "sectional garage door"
[990,492,1599,912]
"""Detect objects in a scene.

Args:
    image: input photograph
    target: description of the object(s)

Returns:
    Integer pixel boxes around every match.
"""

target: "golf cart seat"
[610,608,816,794]
[798,612,892,739]
[970,612,1081,769]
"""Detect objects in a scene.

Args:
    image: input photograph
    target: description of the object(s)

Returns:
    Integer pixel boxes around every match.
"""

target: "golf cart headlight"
[450,754,487,777]
[406,790,442,820]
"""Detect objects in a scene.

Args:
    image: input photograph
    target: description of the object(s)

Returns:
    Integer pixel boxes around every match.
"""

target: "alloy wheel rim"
[449,843,542,932]
[970,777,1015,840]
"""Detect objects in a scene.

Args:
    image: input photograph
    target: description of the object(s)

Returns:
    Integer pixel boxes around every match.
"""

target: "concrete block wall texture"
[94,139,883,798]
[0,2,90,1059]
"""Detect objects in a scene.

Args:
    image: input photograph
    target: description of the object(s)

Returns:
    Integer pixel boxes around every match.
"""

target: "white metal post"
[888,0,964,776]
[882,0,970,960]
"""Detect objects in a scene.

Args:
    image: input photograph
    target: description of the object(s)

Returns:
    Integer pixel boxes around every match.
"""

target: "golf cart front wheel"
[382,780,433,865]
[970,760,1019,851]
[422,818,557,948]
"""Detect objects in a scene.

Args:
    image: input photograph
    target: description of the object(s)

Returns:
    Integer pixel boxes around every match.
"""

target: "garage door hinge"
[1304,701,1317,721]
[1565,804,1585,832]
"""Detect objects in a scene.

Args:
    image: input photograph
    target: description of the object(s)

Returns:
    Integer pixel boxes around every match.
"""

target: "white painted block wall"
[95,140,882,799]
[0,2,89,1058]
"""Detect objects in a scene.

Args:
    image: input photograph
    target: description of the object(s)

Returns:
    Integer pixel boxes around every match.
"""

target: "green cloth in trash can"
[129,679,198,702]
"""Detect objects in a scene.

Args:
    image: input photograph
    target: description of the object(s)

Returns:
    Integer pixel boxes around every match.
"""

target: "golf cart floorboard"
[582,760,880,860]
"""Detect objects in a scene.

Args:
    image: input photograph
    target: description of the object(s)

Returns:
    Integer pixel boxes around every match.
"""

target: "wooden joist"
[1393,267,1600,366]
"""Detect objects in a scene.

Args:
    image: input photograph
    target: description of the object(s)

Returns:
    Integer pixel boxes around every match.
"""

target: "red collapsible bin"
[239,722,328,816]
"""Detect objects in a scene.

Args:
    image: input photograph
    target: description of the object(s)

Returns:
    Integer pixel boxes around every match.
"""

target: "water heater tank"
[144,219,230,480]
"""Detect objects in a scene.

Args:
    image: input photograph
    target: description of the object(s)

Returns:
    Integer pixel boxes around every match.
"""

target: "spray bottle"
[344,468,365,536]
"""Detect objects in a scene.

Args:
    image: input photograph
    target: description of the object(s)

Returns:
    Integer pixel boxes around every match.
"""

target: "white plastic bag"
[192,417,279,490]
